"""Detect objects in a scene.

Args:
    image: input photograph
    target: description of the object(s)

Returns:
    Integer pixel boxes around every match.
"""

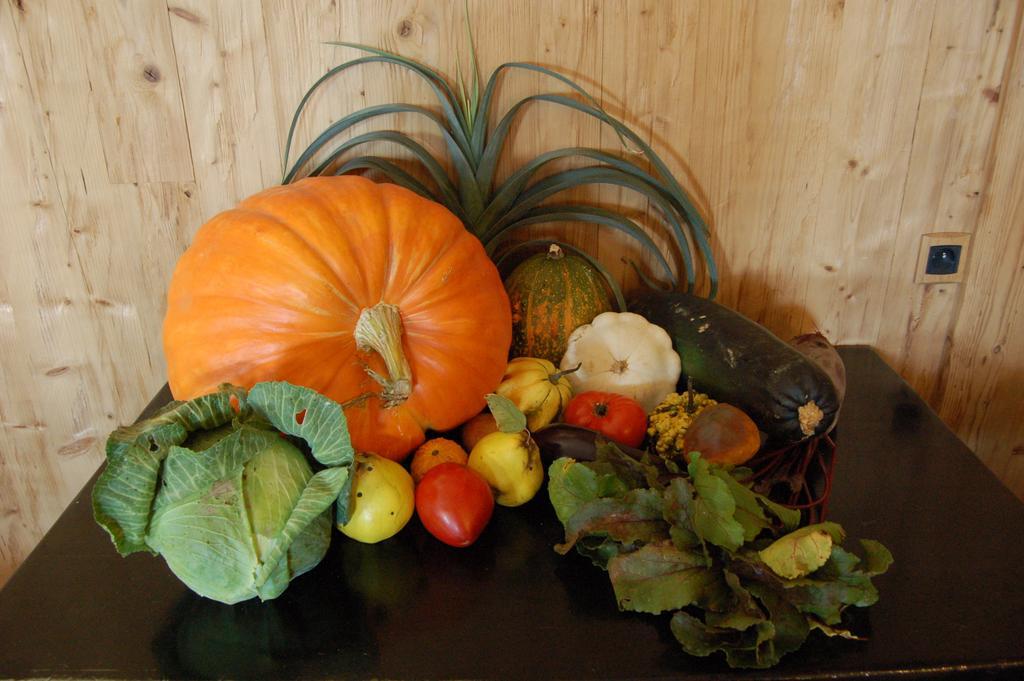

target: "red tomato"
[563,391,648,448]
[415,463,495,547]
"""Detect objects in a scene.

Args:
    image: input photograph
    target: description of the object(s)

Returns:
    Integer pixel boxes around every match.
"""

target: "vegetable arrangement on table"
[91,37,890,672]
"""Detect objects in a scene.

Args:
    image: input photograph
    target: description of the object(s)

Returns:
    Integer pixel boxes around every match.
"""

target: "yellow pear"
[467,431,544,507]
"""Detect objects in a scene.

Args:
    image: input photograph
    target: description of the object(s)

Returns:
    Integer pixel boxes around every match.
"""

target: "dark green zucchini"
[629,289,840,445]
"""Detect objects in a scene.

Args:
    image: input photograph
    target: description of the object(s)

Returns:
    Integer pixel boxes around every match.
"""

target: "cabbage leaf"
[93,382,354,603]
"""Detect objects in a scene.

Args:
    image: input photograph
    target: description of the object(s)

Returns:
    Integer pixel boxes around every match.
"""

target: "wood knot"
[397,19,414,37]
[982,87,1000,104]
[142,65,161,83]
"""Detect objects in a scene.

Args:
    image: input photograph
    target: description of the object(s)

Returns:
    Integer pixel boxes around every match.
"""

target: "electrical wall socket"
[916,232,971,284]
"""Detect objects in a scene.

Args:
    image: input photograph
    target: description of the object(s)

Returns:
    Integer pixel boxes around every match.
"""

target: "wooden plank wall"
[1,0,1022,587]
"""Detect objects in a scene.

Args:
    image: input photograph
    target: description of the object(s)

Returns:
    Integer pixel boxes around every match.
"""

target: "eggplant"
[532,424,646,465]
[629,289,841,445]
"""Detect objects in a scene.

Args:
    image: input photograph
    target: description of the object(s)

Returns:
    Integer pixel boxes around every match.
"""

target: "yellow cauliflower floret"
[647,391,717,458]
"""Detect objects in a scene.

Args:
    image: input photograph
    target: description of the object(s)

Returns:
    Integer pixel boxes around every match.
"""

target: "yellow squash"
[496,357,577,431]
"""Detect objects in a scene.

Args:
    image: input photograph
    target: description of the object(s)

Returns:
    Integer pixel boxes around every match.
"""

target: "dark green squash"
[629,289,840,445]
[504,244,613,363]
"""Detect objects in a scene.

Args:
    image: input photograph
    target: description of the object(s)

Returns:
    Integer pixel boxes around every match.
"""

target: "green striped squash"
[504,244,614,363]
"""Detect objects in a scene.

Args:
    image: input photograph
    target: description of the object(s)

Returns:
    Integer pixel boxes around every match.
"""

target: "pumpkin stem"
[354,303,413,407]
[546,243,564,260]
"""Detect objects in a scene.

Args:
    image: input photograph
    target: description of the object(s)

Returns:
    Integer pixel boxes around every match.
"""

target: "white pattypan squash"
[559,312,681,412]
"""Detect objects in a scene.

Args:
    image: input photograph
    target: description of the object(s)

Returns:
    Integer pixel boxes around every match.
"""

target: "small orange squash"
[461,411,500,452]
[163,176,512,460]
[410,438,469,483]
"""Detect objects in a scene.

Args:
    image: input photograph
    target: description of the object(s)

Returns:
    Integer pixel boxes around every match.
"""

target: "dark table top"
[2,346,1023,680]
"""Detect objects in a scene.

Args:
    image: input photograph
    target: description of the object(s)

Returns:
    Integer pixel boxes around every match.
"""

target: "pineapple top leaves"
[281,41,718,299]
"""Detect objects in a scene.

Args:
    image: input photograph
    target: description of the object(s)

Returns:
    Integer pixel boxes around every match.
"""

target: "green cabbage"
[92,382,354,604]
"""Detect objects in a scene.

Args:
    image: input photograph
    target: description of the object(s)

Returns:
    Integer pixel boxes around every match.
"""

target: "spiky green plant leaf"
[285,37,718,297]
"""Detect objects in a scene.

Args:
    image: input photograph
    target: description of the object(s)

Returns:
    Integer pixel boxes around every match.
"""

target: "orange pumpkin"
[163,176,512,460]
